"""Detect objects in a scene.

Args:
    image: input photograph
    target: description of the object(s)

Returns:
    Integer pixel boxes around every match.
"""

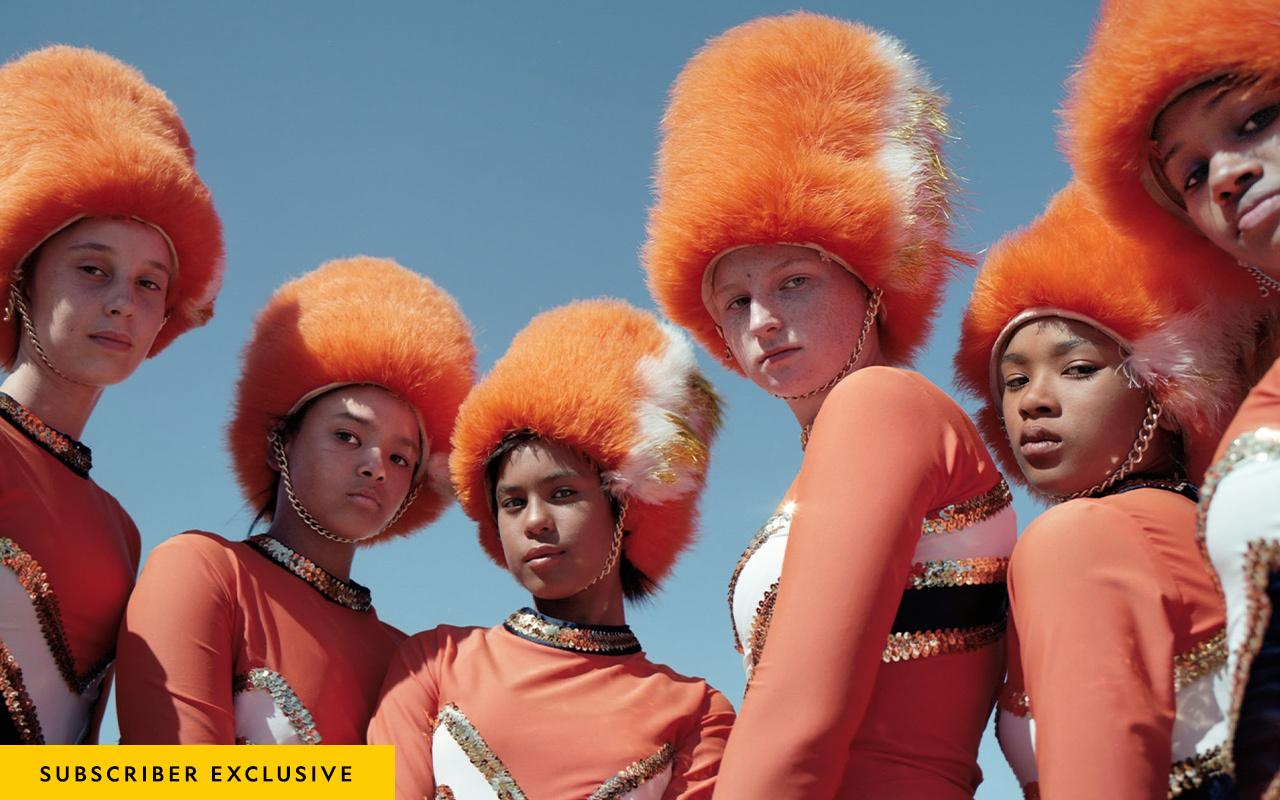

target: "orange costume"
[369,610,734,799]
[956,185,1243,799]
[642,14,1015,798]
[372,301,732,798]
[0,47,223,744]
[116,258,476,744]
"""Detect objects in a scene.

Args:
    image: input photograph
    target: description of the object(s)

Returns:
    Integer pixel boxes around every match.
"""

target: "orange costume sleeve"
[714,368,1010,800]
[367,631,441,800]
[117,534,240,743]
[1008,491,1222,799]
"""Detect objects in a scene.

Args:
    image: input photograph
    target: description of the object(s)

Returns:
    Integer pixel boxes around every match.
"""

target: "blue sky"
[6,2,1099,795]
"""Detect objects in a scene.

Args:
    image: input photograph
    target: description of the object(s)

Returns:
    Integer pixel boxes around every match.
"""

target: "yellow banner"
[2,746,394,799]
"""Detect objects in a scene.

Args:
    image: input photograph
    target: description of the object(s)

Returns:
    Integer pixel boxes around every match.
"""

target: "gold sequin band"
[0,392,92,477]
[588,744,675,800]
[246,535,372,612]
[882,618,1006,663]
[921,479,1012,536]
[1228,538,1280,775]
[1196,428,1280,596]
[504,609,640,655]
[744,581,780,681]
[0,636,41,744]
[1169,744,1229,798]
[434,789,457,800]
[906,557,1009,590]
[1174,629,1227,691]
[728,506,792,653]
[232,668,321,745]
[998,685,1030,718]
[438,704,525,799]
[0,538,112,694]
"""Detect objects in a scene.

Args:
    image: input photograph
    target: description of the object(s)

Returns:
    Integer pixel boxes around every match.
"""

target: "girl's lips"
[760,346,799,366]
[1020,439,1061,457]
[89,332,132,352]
[348,490,382,509]
[1238,192,1280,235]
[524,547,564,565]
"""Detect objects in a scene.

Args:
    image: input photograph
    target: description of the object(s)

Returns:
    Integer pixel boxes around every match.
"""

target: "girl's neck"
[263,506,358,583]
[0,362,101,440]
[533,581,626,627]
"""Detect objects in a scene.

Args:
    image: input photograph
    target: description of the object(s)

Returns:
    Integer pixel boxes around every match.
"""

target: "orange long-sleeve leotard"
[714,367,1017,800]
[0,400,140,744]
[1002,487,1228,799]
[368,609,736,800]
[116,531,404,744]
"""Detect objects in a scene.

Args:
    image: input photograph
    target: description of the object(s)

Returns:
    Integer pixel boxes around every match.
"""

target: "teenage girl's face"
[493,440,619,608]
[999,318,1153,496]
[283,386,421,542]
[21,218,172,386]
[709,244,881,396]
[1155,80,1280,276]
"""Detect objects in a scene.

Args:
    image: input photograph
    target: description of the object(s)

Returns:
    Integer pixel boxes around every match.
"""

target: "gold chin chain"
[772,288,883,402]
[270,431,419,545]
[5,277,93,387]
[1050,398,1164,503]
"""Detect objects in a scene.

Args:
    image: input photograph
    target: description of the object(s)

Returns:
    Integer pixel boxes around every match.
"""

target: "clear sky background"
[6,2,1101,795]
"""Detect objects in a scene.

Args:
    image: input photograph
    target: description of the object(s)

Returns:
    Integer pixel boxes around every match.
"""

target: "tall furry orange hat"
[1063,0,1280,263]
[449,299,723,591]
[230,257,476,544]
[955,183,1248,494]
[0,46,224,368]
[644,12,970,371]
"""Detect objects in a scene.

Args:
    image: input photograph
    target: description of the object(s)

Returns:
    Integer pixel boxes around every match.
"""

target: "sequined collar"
[503,608,641,655]
[245,534,372,612]
[0,393,91,478]
[1106,474,1199,503]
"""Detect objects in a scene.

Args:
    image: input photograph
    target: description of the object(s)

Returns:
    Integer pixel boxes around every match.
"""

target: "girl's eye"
[78,264,107,277]
[551,486,576,500]
[782,276,808,290]
[1182,162,1208,194]
[1242,103,1280,134]
[1002,374,1027,391]
[1064,364,1100,377]
[138,277,165,292]
[391,453,412,467]
[499,496,525,511]
[724,295,749,312]
[336,430,358,444]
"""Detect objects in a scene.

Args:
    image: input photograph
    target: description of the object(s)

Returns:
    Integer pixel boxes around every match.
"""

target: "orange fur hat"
[450,299,723,589]
[0,45,224,368]
[230,257,476,544]
[644,12,970,371]
[955,183,1248,493]
[1063,0,1280,254]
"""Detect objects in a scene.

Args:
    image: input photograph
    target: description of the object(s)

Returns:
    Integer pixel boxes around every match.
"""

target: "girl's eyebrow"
[68,240,171,274]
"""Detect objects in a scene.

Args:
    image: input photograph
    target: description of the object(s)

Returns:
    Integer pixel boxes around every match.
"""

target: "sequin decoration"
[744,580,780,683]
[0,392,91,477]
[589,744,675,800]
[434,789,457,800]
[0,636,42,744]
[503,609,640,655]
[905,557,1009,590]
[246,535,372,612]
[921,479,1012,536]
[1196,428,1280,597]
[1173,629,1227,691]
[1169,744,1229,798]
[232,668,321,745]
[437,704,525,800]
[0,537,112,695]
[882,618,1006,663]
[728,505,793,653]
[998,685,1030,719]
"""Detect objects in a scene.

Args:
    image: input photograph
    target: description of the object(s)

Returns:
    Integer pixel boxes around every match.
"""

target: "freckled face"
[1155,80,1280,276]
[282,386,422,542]
[20,218,173,386]
[998,318,1151,496]
[493,440,618,602]
[708,245,880,396]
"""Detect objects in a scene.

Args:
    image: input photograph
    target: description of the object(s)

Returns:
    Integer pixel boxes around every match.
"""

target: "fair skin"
[1,217,173,438]
[709,244,883,427]
[493,439,625,627]
[267,385,422,581]
[1000,318,1178,497]
[1155,79,1280,277]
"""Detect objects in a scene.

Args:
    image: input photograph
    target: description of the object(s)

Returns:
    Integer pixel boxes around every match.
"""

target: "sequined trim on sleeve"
[0,636,42,743]
[921,479,1012,536]
[1173,629,1227,691]
[434,789,457,800]
[588,744,675,800]
[1169,744,1229,798]
[245,535,372,612]
[905,557,1009,590]
[744,581,780,678]
[232,668,322,745]
[0,393,92,477]
[503,609,640,655]
[437,703,526,799]
[1196,428,1280,596]
[883,618,1006,663]
[997,684,1030,719]
[727,505,792,653]
[0,537,113,695]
